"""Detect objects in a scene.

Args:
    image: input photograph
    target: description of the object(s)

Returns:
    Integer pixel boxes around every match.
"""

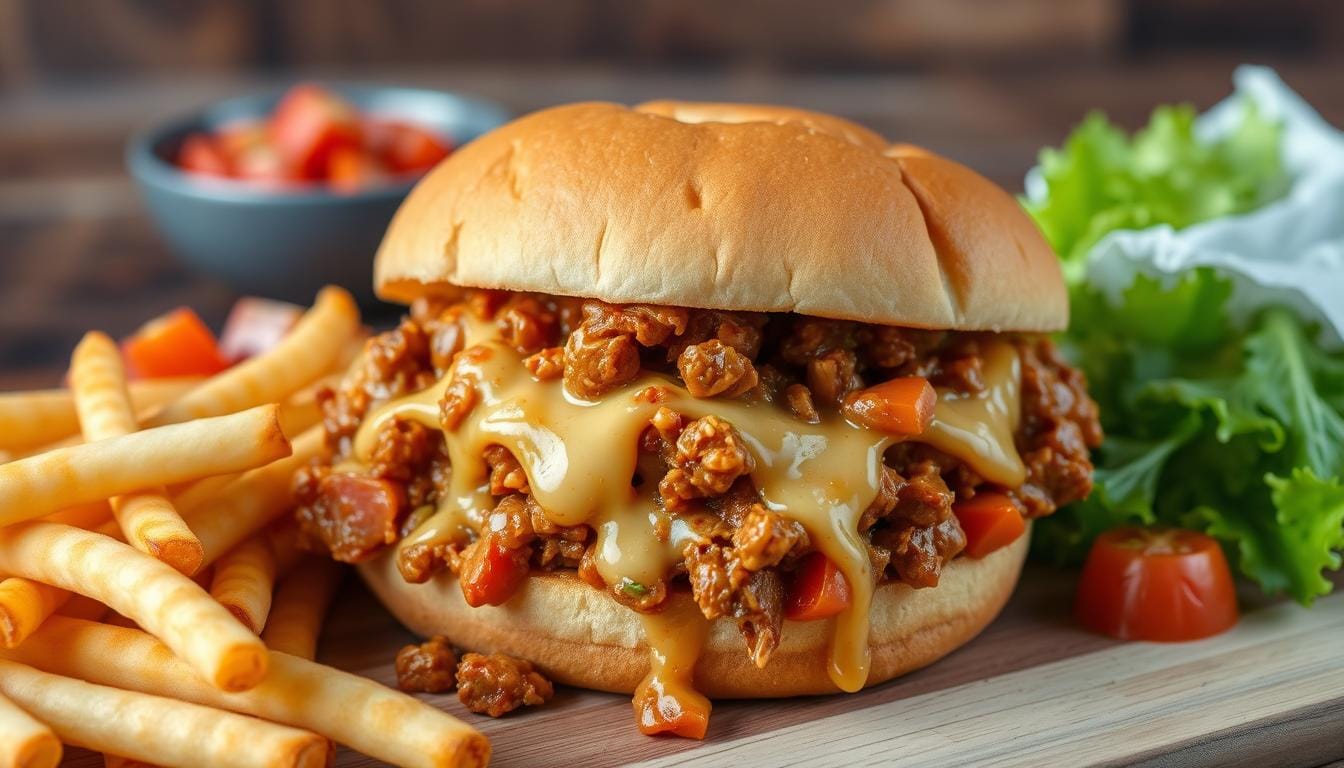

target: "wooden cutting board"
[60,564,1344,768]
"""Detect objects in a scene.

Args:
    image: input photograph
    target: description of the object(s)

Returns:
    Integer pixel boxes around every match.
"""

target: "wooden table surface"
[5,58,1344,767]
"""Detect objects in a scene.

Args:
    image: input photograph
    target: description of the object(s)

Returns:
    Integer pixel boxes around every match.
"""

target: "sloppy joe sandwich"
[293,101,1102,737]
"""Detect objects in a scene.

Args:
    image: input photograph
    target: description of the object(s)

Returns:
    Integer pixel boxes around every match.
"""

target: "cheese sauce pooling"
[353,324,1024,692]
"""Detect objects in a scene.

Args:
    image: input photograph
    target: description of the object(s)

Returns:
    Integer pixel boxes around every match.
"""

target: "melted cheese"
[353,326,1024,694]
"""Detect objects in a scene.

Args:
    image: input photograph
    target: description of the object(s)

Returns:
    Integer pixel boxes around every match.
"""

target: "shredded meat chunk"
[395,636,458,693]
[732,505,805,572]
[1015,338,1102,517]
[523,346,565,381]
[659,415,755,511]
[456,653,554,717]
[677,340,759,398]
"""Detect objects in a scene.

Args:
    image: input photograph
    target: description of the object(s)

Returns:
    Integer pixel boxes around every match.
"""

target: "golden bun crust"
[358,527,1029,698]
[374,101,1066,332]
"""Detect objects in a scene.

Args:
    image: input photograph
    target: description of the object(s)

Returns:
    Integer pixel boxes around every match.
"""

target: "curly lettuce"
[1027,103,1344,604]
[1025,102,1287,279]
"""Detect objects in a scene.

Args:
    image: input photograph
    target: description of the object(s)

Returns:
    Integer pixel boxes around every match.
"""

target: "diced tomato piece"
[366,119,452,174]
[177,133,232,177]
[784,552,851,621]
[218,297,304,363]
[633,676,711,739]
[843,376,937,436]
[326,146,388,193]
[122,308,229,379]
[459,532,530,607]
[269,84,362,179]
[954,492,1027,558]
[1076,527,1239,642]
[216,120,296,184]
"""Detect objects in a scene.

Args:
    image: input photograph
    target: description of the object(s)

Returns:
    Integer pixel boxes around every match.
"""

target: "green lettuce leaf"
[1031,270,1344,603]
[1025,101,1288,278]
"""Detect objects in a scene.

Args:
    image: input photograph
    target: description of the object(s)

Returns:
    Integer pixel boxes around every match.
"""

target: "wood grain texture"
[52,565,1344,767]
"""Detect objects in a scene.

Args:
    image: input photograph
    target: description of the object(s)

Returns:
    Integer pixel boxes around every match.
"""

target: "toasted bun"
[375,101,1065,332]
[358,525,1028,698]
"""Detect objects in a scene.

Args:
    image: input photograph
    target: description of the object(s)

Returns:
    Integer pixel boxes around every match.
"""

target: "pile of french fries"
[0,287,489,768]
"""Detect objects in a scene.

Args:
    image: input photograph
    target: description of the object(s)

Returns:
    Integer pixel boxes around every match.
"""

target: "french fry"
[188,426,323,566]
[267,521,305,577]
[103,755,158,768]
[260,557,344,660]
[0,522,268,692]
[0,578,70,649]
[172,473,240,512]
[7,618,491,768]
[71,332,204,575]
[148,287,359,426]
[55,593,108,622]
[0,687,60,768]
[0,660,328,768]
[0,378,199,452]
[0,404,290,525]
[0,507,116,648]
[211,537,277,633]
[43,501,112,528]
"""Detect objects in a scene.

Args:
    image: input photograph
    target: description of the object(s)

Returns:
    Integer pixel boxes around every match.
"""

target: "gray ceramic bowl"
[127,84,509,305]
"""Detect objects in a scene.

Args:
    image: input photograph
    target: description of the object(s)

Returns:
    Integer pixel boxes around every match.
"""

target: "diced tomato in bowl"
[170,84,457,194]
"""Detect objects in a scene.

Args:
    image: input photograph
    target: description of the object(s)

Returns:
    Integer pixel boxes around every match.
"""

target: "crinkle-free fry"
[188,426,323,566]
[211,536,277,633]
[0,686,60,768]
[0,404,290,525]
[0,660,328,768]
[0,578,70,649]
[71,332,204,575]
[0,522,267,692]
[6,618,490,768]
[260,557,344,661]
[0,505,118,649]
[0,378,198,452]
[149,287,359,426]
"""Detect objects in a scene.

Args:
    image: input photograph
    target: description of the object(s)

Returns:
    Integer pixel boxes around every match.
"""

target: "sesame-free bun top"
[375,101,1067,332]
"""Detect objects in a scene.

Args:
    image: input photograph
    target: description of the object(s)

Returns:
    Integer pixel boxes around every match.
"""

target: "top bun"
[375,101,1066,331]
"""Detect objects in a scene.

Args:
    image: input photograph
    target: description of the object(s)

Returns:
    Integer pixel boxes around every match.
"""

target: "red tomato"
[325,147,388,193]
[1076,527,1239,642]
[269,84,362,179]
[955,492,1027,558]
[122,308,229,379]
[218,297,304,363]
[216,120,296,184]
[784,552,851,621]
[459,532,530,607]
[177,133,231,177]
[367,119,452,173]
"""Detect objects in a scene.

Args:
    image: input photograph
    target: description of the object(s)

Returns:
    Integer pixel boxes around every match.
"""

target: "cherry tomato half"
[1075,527,1239,642]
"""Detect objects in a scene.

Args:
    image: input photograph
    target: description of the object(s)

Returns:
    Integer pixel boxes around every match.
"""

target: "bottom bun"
[358,525,1029,698]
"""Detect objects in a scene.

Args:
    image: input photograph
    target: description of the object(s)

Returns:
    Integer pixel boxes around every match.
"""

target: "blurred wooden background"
[2,0,1341,85]
[2,0,1343,386]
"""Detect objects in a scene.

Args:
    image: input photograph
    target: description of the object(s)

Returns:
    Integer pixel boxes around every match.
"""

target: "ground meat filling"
[456,652,555,717]
[395,635,459,694]
[294,290,1102,668]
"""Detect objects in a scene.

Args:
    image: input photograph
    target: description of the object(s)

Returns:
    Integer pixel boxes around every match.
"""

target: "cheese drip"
[353,327,1024,693]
